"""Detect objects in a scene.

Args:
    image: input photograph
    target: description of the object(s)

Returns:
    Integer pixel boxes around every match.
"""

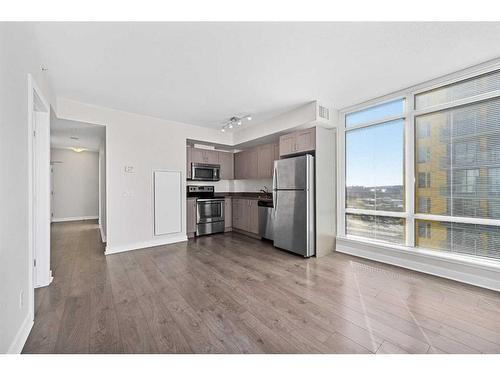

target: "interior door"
[273,190,307,255]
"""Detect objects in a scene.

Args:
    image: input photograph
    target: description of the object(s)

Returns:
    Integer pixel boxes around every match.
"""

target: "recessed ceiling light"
[247,116,252,121]
[71,147,85,153]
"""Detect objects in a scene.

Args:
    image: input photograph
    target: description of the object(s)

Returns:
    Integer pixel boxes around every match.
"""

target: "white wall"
[0,23,53,353]
[232,101,318,145]
[56,97,231,254]
[99,140,107,241]
[51,148,99,221]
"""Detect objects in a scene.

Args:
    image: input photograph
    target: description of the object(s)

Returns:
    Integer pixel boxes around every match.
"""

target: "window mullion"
[406,94,415,247]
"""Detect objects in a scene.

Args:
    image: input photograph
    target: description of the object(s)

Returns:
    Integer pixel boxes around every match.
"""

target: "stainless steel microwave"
[191,163,221,181]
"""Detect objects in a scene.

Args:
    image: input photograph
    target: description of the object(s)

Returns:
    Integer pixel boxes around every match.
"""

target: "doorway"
[28,74,52,321]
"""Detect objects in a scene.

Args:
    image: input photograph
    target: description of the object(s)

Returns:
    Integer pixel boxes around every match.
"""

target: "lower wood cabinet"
[224,197,232,231]
[232,198,258,235]
[186,198,197,238]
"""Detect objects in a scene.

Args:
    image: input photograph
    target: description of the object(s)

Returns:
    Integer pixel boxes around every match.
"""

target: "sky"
[346,118,404,187]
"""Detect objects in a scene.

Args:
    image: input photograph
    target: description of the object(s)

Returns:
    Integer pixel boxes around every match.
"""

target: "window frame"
[338,60,500,257]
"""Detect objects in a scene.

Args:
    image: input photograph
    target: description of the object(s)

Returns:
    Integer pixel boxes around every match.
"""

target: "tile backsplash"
[191,179,272,193]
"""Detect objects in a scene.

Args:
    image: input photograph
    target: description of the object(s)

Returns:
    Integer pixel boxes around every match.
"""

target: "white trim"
[413,89,500,116]
[99,224,107,243]
[345,208,406,218]
[104,234,188,256]
[337,111,346,236]
[345,114,405,132]
[51,215,98,223]
[336,236,500,292]
[413,214,500,227]
[27,74,50,331]
[7,313,33,354]
[405,93,415,247]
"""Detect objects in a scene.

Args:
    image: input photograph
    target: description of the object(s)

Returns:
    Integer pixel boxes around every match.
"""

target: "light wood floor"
[23,220,500,354]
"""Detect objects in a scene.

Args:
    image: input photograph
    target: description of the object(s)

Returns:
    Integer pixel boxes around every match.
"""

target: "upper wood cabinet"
[279,133,296,156]
[190,148,219,165]
[247,148,259,179]
[188,140,278,181]
[187,147,233,180]
[257,144,274,179]
[219,151,234,180]
[186,147,192,179]
[234,151,246,180]
[279,127,316,157]
[273,142,280,163]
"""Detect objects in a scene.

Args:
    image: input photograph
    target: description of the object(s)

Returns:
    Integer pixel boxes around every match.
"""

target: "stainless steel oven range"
[187,185,225,236]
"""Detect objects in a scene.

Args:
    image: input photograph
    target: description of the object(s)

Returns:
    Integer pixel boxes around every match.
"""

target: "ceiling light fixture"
[220,114,252,132]
[71,147,86,153]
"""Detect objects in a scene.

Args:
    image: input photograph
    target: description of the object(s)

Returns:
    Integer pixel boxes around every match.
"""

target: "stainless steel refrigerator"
[272,154,315,257]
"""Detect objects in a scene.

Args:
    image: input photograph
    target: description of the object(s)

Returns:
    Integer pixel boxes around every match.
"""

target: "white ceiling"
[34,22,500,129]
[51,112,105,151]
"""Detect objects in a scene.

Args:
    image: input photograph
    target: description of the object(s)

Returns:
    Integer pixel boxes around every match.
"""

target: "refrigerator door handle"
[272,166,277,211]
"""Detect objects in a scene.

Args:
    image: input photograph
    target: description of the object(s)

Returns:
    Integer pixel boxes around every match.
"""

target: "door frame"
[27,74,52,321]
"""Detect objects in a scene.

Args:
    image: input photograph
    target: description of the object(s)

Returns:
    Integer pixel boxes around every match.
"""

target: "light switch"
[124,166,135,173]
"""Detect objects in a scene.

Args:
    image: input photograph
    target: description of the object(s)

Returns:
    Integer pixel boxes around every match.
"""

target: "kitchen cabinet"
[219,151,234,180]
[186,197,197,238]
[273,142,280,163]
[186,147,192,179]
[248,200,259,234]
[235,149,257,180]
[188,141,277,181]
[235,142,275,180]
[296,128,316,152]
[247,148,259,179]
[279,133,296,156]
[224,197,232,231]
[190,148,219,165]
[232,198,248,231]
[232,198,258,235]
[279,127,316,157]
[234,152,246,180]
[257,144,273,179]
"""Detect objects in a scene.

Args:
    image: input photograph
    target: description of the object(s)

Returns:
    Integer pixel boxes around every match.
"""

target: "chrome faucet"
[259,186,270,195]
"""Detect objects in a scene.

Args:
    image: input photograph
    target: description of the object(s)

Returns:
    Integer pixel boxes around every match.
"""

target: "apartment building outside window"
[340,67,500,262]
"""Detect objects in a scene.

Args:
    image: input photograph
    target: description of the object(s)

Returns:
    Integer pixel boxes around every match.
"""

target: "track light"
[220,114,252,132]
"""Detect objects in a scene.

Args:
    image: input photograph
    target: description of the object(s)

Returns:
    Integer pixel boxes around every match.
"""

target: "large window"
[342,68,500,261]
[344,99,405,244]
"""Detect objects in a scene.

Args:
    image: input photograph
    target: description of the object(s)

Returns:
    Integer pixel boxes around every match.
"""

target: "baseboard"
[52,215,98,223]
[336,236,500,292]
[99,224,106,243]
[7,312,33,354]
[105,234,188,255]
[232,228,261,240]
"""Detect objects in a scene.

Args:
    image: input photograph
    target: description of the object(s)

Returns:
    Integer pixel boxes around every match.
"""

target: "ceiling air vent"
[318,105,330,120]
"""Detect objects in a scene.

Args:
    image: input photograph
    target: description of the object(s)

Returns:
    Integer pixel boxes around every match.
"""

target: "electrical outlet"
[19,290,24,309]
